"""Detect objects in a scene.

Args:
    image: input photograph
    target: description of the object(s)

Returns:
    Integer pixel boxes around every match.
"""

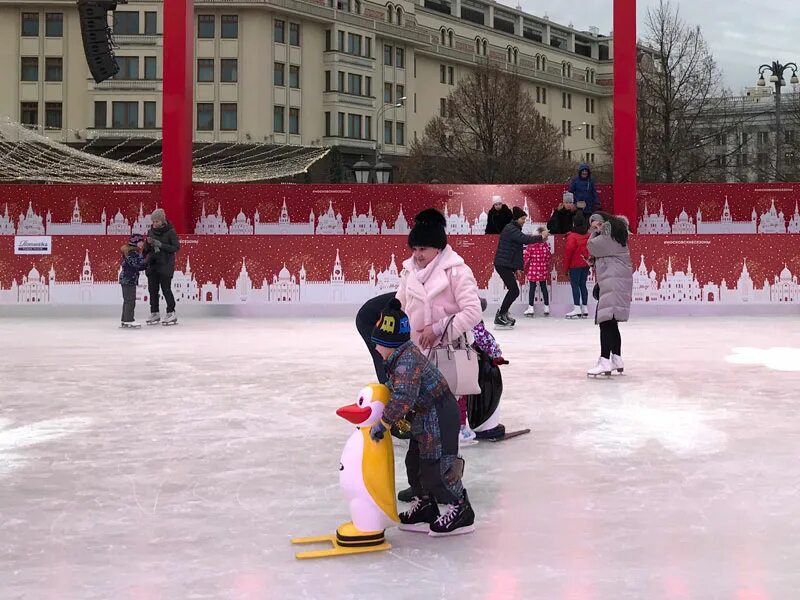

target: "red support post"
[613,0,638,231]
[162,0,194,234]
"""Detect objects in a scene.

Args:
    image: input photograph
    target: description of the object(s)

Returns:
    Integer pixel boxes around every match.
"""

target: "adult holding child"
[143,208,181,325]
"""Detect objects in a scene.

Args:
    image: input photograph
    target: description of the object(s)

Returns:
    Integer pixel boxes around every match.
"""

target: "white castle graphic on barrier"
[4,200,157,236]
[639,198,800,234]
[2,247,797,306]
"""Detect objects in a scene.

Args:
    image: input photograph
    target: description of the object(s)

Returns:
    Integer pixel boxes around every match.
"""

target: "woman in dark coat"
[492,206,548,327]
[485,198,513,235]
[143,208,181,325]
[586,212,633,377]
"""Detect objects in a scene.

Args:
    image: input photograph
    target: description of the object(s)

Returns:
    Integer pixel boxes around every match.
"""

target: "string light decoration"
[0,118,329,183]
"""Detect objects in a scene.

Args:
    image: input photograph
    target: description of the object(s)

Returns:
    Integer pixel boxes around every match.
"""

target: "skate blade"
[587,372,612,378]
[458,439,479,447]
[119,324,142,329]
[161,321,178,326]
[398,523,431,533]
[429,525,475,538]
[291,534,391,559]
[146,322,160,326]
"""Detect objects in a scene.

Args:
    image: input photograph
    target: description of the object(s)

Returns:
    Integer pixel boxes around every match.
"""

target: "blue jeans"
[569,267,590,305]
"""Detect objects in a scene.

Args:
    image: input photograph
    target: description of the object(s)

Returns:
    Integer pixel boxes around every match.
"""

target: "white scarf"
[411,250,443,285]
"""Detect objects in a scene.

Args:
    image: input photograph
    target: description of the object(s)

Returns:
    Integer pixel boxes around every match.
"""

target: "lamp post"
[372,97,406,183]
[353,155,371,184]
[757,60,799,181]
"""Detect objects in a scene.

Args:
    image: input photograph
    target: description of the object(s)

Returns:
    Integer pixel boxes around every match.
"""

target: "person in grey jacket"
[586,212,633,377]
[143,209,181,325]
[492,206,548,327]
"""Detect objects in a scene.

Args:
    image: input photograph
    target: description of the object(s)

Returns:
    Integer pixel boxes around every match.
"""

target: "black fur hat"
[512,206,527,221]
[408,208,448,250]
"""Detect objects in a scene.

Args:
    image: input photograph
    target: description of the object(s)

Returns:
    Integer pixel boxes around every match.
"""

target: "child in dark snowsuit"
[119,234,148,328]
[369,298,475,537]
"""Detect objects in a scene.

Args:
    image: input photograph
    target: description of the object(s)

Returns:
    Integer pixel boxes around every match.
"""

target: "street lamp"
[370,96,406,184]
[374,157,393,184]
[353,155,371,184]
[757,60,799,180]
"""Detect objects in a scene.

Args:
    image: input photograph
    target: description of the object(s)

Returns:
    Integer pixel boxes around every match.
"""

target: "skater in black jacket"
[143,209,180,326]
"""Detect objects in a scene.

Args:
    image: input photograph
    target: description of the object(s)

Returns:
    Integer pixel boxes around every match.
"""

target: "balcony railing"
[323,91,377,108]
[91,79,163,91]
[113,34,160,45]
[84,128,162,140]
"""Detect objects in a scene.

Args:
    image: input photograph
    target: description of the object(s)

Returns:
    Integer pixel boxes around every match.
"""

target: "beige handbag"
[427,316,481,396]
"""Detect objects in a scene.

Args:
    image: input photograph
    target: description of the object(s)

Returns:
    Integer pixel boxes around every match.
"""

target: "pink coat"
[395,245,482,347]
[523,242,551,282]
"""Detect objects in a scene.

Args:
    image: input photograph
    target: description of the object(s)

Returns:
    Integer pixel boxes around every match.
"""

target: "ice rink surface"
[1,314,800,599]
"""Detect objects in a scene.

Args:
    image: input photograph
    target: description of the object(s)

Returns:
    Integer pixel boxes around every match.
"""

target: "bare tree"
[602,0,762,183]
[401,61,571,184]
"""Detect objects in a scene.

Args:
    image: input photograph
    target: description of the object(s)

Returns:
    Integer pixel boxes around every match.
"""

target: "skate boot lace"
[407,496,424,515]
[435,503,458,527]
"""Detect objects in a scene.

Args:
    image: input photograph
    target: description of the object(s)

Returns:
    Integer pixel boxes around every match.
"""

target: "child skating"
[369,299,475,537]
[119,234,148,328]
[522,226,552,317]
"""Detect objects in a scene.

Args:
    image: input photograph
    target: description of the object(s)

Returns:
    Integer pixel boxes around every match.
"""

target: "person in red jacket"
[523,226,552,317]
[563,213,591,319]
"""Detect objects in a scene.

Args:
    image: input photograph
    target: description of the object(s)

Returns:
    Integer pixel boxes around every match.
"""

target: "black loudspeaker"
[77,0,125,83]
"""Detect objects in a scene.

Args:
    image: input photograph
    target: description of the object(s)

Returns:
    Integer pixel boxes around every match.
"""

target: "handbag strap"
[426,314,457,361]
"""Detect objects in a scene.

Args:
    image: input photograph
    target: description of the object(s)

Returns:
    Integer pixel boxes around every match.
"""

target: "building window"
[758,131,769,145]
[274,19,285,43]
[324,70,331,91]
[448,66,454,85]
[289,22,300,46]
[396,122,405,146]
[289,107,300,134]
[274,62,285,86]
[337,71,345,91]
[384,44,393,66]
[585,126,590,140]
[21,102,38,126]
[220,103,237,130]
[221,15,238,39]
[384,119,393,144]
[21,57,38,82]
[273,105,285,133]
[440,98,447,117]
[396,84,404,102]
[347,33,362,55]
[144,56,157,80]
[325,30,332,51]
[197,103,214,131]
[22,13,39,37]
[144,12,157,35]
[112,101,138,128]
[44,103,62,129]
[440,64,446,84]
[115,57,139,80]
[289,65,300,88]
[338,112,345,136]
[562,120,566,135]
[591,125,596,140]
[348,73,362,96]
[143,101,156,128]
[365,37,372,58]
[45,58,62,82]
[365,76,372,97]
[384,82,392,103]
[396,47,405,68]
[324,111,331,136]
[45,13,63,37]
[114,12,140,35]
[568,121,572,136]
[348,113,362,138]
[221,58,237,82]
[198,15,214,38]
[338,30,345,51]
[365,116,372,139]
[197,59,214,82]
[94,101,107,128]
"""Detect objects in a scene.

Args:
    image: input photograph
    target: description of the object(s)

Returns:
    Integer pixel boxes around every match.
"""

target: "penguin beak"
[336,403,372,425]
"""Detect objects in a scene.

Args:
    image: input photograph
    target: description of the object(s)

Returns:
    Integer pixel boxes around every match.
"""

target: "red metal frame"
[160,1,638,233]
[613,0,638,230]
[161,0,194,234]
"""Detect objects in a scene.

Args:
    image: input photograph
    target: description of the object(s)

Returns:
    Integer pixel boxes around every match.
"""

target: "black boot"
[399,496,440,533]
[429,490,475,537]
[494,311,510,327]
[397,486,415,502]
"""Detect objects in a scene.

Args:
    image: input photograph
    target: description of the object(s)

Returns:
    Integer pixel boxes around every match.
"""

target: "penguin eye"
[358,397,364,406]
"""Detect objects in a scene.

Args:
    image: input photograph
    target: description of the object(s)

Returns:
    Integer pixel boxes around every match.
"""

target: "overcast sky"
[515,0,797,92]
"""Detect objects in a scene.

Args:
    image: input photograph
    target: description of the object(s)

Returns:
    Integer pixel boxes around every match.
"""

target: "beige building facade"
[0,0,613,173]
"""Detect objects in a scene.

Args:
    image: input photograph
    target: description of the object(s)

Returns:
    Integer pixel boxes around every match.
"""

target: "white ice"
[1,315,800,599]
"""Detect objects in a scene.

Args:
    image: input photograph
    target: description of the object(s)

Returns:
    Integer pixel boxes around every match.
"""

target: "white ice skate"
[565,305,582,320]
[120,321,142,329]
[587,357,613,378]
[523,306,535,318]
[543,306,550,317]
[611,354,625,374]
[162,312,178,326]
[459,424,478,447]
[146,312,161,325]
[580,305,589,318]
